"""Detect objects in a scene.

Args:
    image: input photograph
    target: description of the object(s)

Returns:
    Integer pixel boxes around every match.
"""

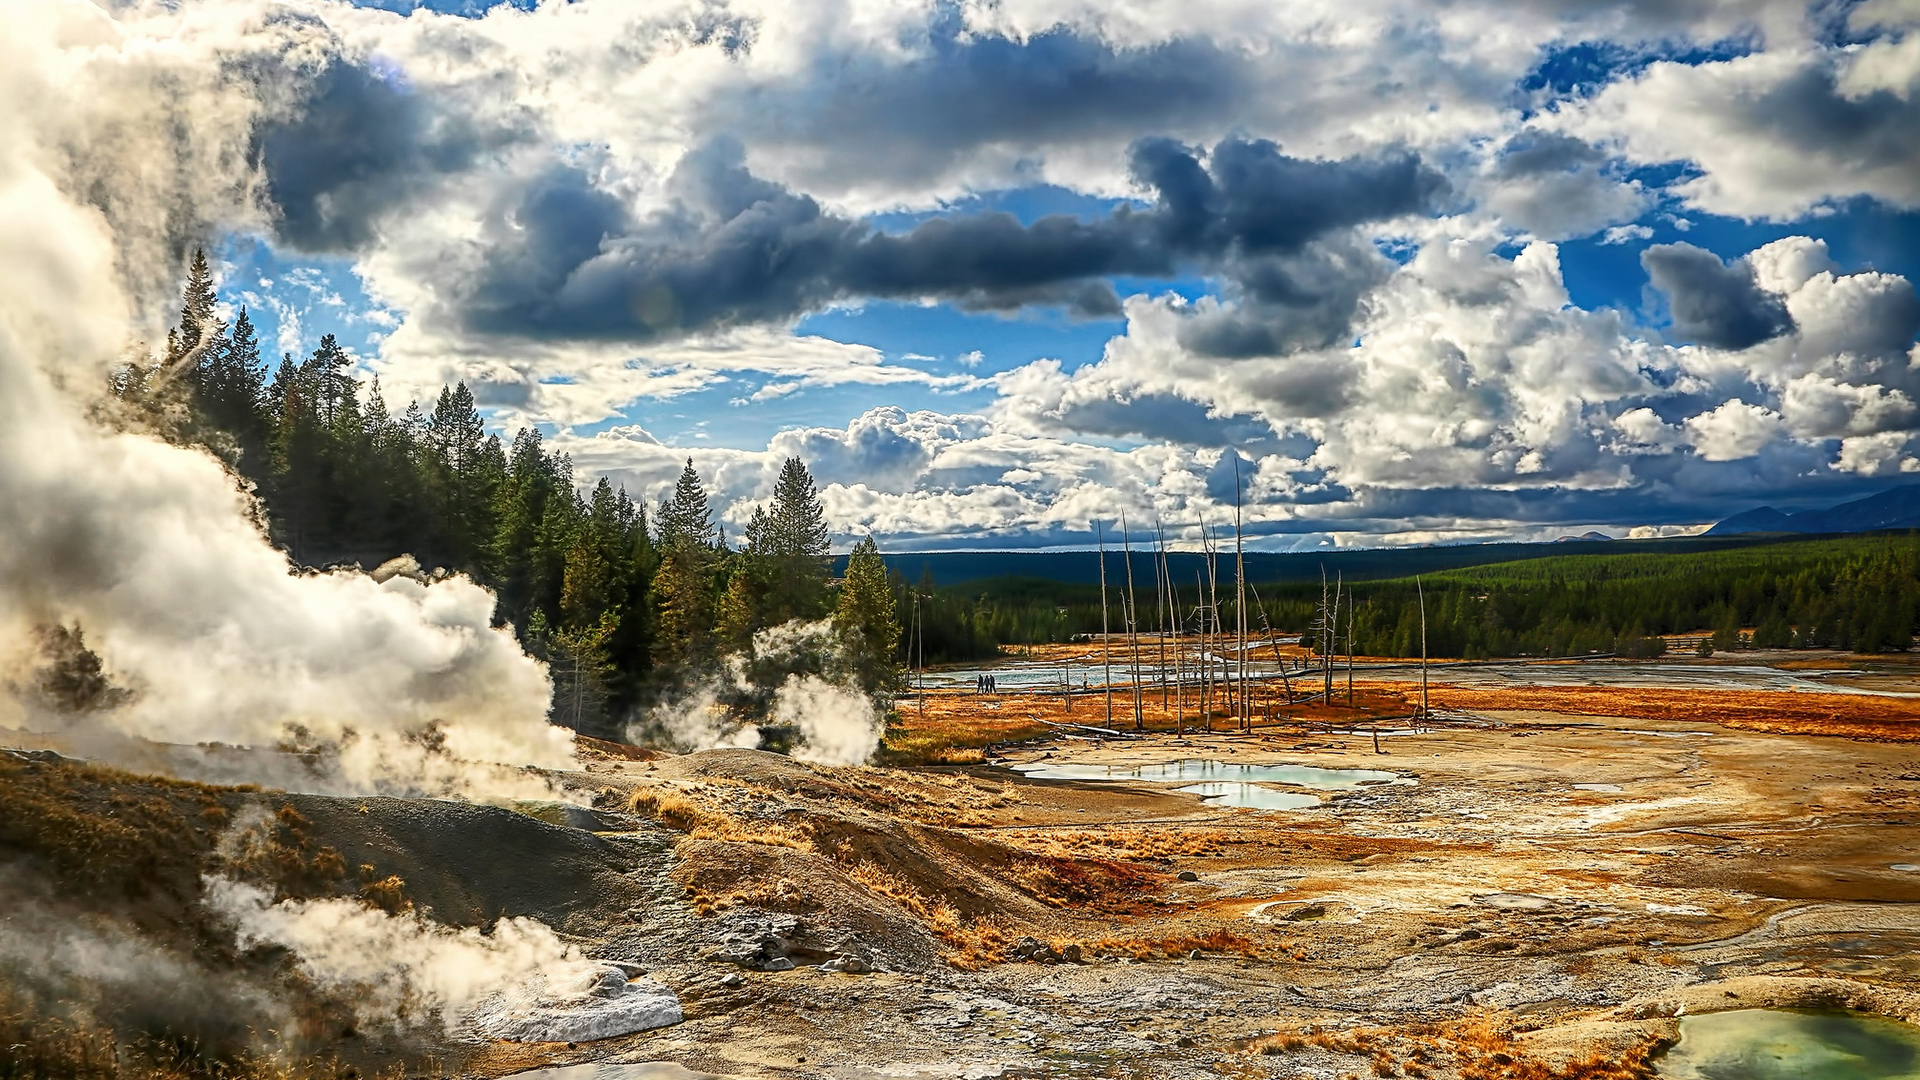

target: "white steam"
[0,0,572,797]
[633,619,884,766]
[202,876,679,1040]
[774,674,881,766]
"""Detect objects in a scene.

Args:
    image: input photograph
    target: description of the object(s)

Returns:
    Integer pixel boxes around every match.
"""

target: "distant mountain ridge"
[1706,486,1920,536]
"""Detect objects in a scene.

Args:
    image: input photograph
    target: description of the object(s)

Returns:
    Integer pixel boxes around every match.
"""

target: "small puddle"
[1011,759,1405,788]
[1656,1009,1920,1079]
[1176,782,1320,810]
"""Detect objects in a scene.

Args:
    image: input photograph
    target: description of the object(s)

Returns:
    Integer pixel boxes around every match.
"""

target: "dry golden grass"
[841,860,1013,966]
[1076,928,1260,960]
[0,752,231,897]
[676,759,1025,827]
[220,804,351,900]
[1243,1013,1664,1080]
[1423,684,1920,741]
[626,787,814,851]
[999,826,1234,861]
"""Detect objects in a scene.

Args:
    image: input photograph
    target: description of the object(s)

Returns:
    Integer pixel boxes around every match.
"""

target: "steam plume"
[0,0,571,797]
[631,619,884,766]
[203,877,681,1040]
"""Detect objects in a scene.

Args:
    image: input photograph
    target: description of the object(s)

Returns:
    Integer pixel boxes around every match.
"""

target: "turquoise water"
[1656,1010,1920,1079]
[1010,758,1402,788]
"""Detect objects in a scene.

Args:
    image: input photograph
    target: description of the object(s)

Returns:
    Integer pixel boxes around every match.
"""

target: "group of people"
[974,673,998,694]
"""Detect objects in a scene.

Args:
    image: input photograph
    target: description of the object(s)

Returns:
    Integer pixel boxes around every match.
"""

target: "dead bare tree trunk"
[1251,582,1292,704]
[1097,521,1112,729]
[1190,564,1205,730]
[1169,552,1185,737]
[1155,519,1171,711]
[1347,587,1356,709]
[1232,456,1249,732]
[1417,575,1429,722]
[1121,512,1144,731]
[1204,527,1224,730]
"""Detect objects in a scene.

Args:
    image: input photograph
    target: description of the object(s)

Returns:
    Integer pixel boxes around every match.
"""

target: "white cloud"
[1833,430,1917,476]
[1684,399,1786,461]
[1563,39,1920,219]
[1599,224,1653,245]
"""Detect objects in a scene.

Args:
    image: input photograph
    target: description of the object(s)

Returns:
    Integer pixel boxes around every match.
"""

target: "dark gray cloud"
[1132,137,1442,256]
[1642,242,1793,349]
[1492,130,1605,177]
[260,60,528,251]
[1727,64,1920,199]
[440,136,1442,343]
[1176,240,1391,359]
[1040,394,1284,448]
[728,24,1257,191]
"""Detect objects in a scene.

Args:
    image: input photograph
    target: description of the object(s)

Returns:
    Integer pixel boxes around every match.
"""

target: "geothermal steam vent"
[473,964,682,1043]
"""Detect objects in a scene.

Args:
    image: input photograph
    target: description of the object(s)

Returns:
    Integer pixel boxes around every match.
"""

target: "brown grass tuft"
[626,786,814,851]
[1243,1013,1664,1080]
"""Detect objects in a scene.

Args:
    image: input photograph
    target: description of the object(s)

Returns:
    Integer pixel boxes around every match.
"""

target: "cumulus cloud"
[1478,130,1650,241]
[1565,36,1920,218]
[1684,398,1786,460]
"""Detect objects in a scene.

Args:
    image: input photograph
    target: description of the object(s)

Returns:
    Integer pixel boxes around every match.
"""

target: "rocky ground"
[474,694,1920,1079]
[7,663,1920,1080]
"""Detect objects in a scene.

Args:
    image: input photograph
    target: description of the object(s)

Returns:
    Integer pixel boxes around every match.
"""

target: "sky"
[123,0,1920,549]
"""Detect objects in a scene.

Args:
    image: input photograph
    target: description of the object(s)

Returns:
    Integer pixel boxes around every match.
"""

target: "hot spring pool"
[1007,758,1407,809]
[1010,758,1404,788]
[1173,782,1321,810]
[1656,1009,1920,1079]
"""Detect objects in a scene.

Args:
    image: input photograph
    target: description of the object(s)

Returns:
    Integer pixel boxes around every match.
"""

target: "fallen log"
[1035,717,1138,738]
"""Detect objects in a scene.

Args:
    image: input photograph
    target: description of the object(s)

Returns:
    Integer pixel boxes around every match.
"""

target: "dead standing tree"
[1096,520,1114,729]
[1121,511,1145,730]
[1161,523,1185,736]
[1232,456,1251,732]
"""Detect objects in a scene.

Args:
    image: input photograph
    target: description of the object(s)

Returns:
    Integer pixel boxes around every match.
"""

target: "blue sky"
[193,0,1920,549]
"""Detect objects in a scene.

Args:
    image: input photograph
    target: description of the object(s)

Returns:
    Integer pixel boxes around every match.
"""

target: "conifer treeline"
[921,533,1920,660]
[114,252,902,737]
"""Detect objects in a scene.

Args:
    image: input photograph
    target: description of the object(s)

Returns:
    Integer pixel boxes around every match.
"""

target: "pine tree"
[650,548,715,675]
[836,536,902,697]
[656,458,716,551]
[761,456,831,625]
[212,307,268,446]
[494,428,569,627]
[166,248,218,369]
[716,569,757,652]
[649,459,718,676]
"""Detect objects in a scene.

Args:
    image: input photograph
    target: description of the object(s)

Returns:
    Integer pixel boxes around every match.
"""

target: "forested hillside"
[913,534,1920,660]
[104,253,902,736]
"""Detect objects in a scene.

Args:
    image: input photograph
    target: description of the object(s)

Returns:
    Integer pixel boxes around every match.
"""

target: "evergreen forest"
[108,253,903,739]
[904,535,1920,662]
